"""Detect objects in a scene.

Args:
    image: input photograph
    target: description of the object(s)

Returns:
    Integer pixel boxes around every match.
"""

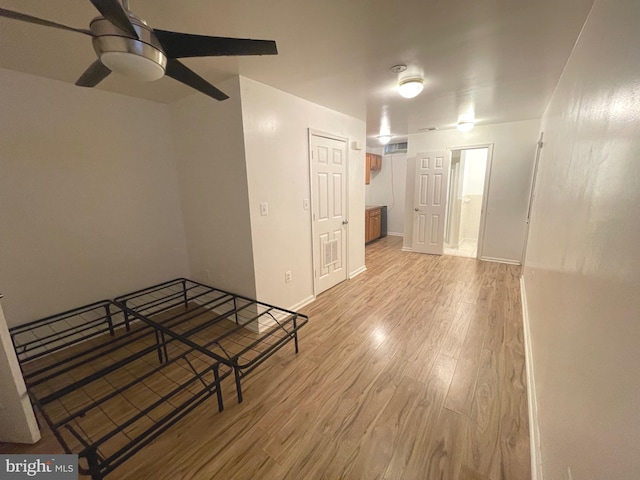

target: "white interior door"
[309,131,348,294]
[412,151,451,255]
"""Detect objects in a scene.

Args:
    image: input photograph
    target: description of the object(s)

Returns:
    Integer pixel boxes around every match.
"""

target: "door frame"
[308,128,350,296]
[521,132,544,265]
[446,143,494,259]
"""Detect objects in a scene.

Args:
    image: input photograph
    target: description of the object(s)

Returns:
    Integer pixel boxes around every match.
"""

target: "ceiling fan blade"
[89,0,139,38]
[0,7,92,36]
[164,59,229,101]
[76,60,112,87]
[154,30,278,59]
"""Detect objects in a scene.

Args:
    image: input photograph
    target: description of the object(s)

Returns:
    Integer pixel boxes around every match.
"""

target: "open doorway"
[444,147,490,258]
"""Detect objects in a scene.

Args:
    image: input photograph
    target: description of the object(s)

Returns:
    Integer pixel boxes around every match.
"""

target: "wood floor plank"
[344,375,425,480]
[278,431,359,480]
[423,408,467,480]
[1,236,531,480]
[466,348,503,479]
[383,354,457,480]
[444,307,487,417]
[333,354,407,448]
[440,302,474,359]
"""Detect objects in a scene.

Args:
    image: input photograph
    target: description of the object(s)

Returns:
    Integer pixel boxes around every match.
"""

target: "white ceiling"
[0,0,595,145]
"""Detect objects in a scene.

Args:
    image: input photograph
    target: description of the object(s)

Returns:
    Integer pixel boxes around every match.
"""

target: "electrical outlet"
[303,198,310,210]
[260,202,269,216]
[285,271,292,283]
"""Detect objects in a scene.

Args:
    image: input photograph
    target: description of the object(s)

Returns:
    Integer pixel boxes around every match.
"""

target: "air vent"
[384,142,408,154]
[323,239,339,267]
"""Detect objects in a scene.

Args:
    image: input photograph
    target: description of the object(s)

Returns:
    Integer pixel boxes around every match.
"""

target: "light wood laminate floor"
[0,235,530,480]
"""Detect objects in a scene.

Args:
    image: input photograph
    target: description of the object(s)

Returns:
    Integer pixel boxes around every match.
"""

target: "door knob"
[414,207,419,211]
[342,219,349,225]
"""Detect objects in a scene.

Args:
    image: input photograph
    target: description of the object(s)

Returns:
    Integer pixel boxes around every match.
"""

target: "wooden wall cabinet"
[365,153,382,185]
[365,207,382,243]
[370,154,382,170]
[365,154,371,185]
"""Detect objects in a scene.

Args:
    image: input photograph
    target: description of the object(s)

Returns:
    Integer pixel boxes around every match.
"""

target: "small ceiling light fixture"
[457,121,475,132]
[377,134,393,145]
[398,78,424,99]
[389,64,408,73]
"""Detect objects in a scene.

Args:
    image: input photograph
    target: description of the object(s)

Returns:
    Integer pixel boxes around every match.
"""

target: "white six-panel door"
[309,132,348,294]
[412,151,451,255]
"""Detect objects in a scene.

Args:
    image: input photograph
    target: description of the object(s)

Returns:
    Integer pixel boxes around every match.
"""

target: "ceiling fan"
[0,0,278,100]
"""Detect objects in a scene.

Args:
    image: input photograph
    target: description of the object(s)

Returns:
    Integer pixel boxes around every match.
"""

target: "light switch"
[260,202,269,216]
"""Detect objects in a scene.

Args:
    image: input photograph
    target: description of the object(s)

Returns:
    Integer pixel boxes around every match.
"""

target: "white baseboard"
[521,276,543,480]
[349,266,367,279]
[287,295,316,313]
[254,295,316,333]
[480,256,521,265]
[387,232,404,237]
[401,246,413,252]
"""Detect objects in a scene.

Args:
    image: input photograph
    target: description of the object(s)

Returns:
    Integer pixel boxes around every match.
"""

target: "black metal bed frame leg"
[234,365,243,403]
[233,297,239,325]
[105,304,115,336]
[212,364,224,412]
[161,331,169,362]
[182,279,188,309]
[154,329,164,363]
[293,316,299,353]
[85,447,102,480]
[122,300,131,332]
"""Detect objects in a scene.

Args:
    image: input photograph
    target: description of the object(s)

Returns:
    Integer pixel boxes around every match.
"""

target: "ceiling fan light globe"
[100,51,165,81]
[378,135,392,144]
[398,78,424,98]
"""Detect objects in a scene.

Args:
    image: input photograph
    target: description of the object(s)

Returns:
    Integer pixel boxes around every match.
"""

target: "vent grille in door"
[323,239,339,267]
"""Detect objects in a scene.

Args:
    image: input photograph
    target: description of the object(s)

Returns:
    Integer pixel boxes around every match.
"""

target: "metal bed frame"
[9,279,308,480]
[114,278,309,403]
[10,300,230,480]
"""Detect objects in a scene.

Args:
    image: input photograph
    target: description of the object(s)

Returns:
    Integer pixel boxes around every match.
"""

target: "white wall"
[0,69,189,327]
[461,148,488,196]
[460,196,483,241]
[170,77,257,298]
[460,149,488,242]
[405,119,541,262]
[522,0,640,478]
[0,300,39,443]
[239,77,366,309]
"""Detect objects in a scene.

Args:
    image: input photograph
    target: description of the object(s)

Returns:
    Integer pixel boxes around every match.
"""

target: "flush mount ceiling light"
[377,134,392,144]
[457,121,475,132]
[398,78,424,98]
